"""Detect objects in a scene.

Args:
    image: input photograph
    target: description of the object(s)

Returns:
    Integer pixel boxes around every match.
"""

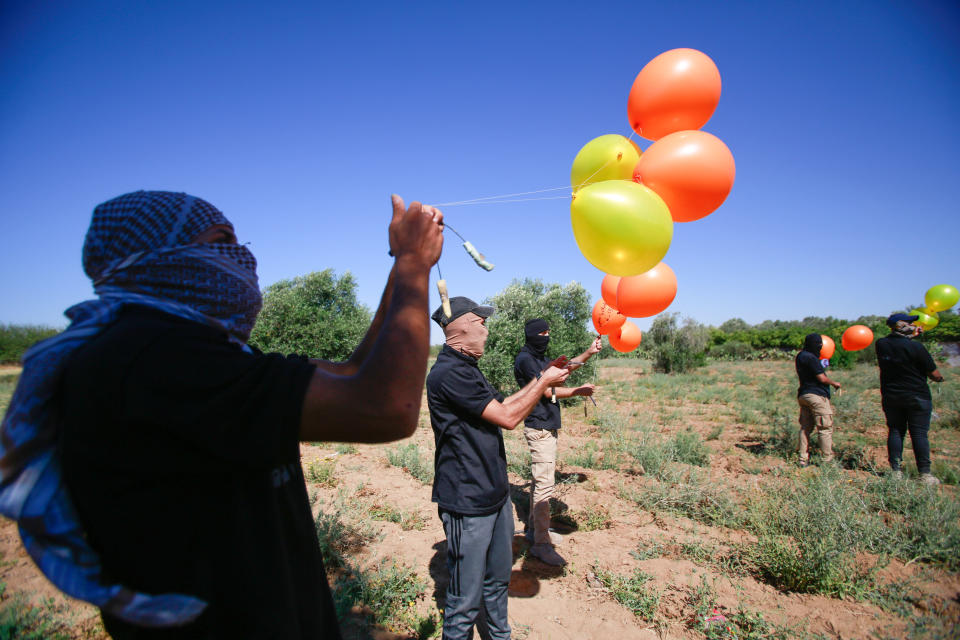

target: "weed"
[687,575,794,640]
[307,459,337,487]
[630,540,664,561]
[0,591,72,640]
[706,424,724,440]
[386,443,434,484]
[569,504,612,531]
[335,443,358,455]
[563,440,600,469]
[332,561,428,634]
[368,502,427,531]
[670,429,710,466]
[594,567,660,620]
[315,489,380,568]
[620,469,742,529]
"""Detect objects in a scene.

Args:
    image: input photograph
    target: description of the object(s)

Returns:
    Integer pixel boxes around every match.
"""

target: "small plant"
[563,440,600,469]
[0,592,72,640]
[569,504,612,531]
[630,539,664,561]
[670,429,710,466]
[335,443,358,455]
[386,443,434,484]
[331,561,428,634]
[307,459,337,487]
[368,502,427,531]
[594,567,660,620]
[705,424,724,440]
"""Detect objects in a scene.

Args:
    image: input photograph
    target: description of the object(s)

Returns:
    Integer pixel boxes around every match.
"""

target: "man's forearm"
[501,377,552,425]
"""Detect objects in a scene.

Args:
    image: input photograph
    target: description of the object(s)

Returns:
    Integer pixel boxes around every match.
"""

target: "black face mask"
[802,333,822,356]
[526,333,550,356]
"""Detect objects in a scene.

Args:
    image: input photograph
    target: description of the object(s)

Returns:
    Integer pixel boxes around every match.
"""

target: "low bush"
[0,324,59,364]
[386,443,434,484]
[594,568,660,620]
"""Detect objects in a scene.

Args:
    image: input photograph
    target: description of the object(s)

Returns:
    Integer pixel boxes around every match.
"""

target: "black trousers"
[882,395,932,474]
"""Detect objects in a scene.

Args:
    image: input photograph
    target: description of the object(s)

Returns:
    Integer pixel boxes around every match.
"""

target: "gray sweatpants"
[439,499,514,640]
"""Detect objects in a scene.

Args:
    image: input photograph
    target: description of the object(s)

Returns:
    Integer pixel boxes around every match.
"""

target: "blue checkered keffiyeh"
[0,191,263,627]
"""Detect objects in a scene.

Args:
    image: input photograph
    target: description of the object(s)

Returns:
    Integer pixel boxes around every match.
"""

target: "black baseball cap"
[886,313,919,328]
[432,296,494,327]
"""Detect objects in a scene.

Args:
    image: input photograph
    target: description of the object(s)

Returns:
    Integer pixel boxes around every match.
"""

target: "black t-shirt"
[513,348,560,430]
[59,306,341,639]
[875,333,937,400]
[426,345,507,516]
[795,350,829,398]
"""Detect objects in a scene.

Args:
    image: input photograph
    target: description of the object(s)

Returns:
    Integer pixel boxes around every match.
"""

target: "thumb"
[391,194,405,224]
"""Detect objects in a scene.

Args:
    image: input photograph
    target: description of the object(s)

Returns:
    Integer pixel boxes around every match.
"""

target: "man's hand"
[832,381,842,390]
[572,383,596,397]
[587,336,602,355]
[389,195,443,268]
[540,365,570,387]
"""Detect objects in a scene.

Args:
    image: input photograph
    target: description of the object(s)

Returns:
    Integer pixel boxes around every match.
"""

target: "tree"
[479,279,594,393]
[648,313,710,373]
[248,269,372,360]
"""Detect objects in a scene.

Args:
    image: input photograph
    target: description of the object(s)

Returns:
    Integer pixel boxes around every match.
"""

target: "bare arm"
[482,366,569,429]
[570,336,602,366]
[815,373,841,389]
[299,196,443,442]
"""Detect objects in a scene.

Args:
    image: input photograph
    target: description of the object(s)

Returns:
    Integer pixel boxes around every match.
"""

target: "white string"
[429,131,641,209]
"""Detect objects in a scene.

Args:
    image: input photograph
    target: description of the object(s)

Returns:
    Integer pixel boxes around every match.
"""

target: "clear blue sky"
[2,0,958,344]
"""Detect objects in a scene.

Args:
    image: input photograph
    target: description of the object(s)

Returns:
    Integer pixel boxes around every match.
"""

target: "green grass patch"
[594,568,660,620]
[386,443,434,484]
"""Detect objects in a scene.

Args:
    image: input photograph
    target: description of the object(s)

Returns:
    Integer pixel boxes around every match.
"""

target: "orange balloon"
[633,130,735,223]
[609,321,642,352]
[616,262,677,318]
[592,300,626,335]
[627,48,721,141]
[841,325,874,352]
[820,335,835,360]
[601,275,621,308]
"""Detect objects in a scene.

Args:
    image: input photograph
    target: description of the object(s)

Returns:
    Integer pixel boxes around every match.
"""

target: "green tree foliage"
[647,312,710,373]
[479,279,594,393]
[0,324,60,364]
[248,269,371,360]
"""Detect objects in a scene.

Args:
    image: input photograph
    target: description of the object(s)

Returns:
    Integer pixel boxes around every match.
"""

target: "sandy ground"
[1,361,959,639]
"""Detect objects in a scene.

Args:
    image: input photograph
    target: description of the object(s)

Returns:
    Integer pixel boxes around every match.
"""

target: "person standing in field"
[427,299,570,640]
[0,190,444,638]
[876,313,945,484]
[795,333,842,467]
[513,319,600,566]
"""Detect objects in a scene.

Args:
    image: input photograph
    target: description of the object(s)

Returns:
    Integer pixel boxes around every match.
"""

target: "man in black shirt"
[1,190,444,638]
[427,297,569,640]
[513,318,600,566]
[795,333,842,467]
[876,313,945,484]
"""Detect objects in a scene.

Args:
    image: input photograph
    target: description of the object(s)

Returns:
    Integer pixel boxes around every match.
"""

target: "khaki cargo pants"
[797,393,834,463]
[524,427,558,545]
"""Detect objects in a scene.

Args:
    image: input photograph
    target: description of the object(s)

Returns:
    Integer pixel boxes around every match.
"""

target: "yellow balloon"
[924,284,959,312]
[571,134,642,192]
[910,308,939,332]
[571,181,673,276]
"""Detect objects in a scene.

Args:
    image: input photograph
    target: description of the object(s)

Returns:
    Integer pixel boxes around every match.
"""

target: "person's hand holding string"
[389,195,444,269]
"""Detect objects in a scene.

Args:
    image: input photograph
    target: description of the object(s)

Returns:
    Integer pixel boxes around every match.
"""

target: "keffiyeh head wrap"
[0,191,263,627]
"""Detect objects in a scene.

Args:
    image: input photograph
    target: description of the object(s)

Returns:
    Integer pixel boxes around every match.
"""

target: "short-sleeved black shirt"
[426,345,507,516]
[795,350,829,398]
[513,347,560,430]
[59,306,341,639]
[875,333,937,400]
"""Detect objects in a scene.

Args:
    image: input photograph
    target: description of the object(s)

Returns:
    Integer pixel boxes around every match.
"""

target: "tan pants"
[798,393,834,463]
[524,427,558,545]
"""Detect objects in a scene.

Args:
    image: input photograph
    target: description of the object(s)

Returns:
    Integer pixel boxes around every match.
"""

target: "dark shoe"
[529,543,566,566]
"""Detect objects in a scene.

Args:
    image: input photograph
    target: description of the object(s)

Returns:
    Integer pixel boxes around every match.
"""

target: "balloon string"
[430,131,642,208]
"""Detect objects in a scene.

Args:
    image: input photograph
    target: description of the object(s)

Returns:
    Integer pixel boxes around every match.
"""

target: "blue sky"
[2,0,958,344]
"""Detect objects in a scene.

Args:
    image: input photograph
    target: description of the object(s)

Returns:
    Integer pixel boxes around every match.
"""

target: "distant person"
[0,190,444,638]
[876,313,945,484]
[795,333,842,466]
[426,298,569,640]
[513,319,600,566]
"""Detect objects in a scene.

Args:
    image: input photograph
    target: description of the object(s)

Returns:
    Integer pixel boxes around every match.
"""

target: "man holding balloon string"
[514,319,601,567]
[876,313,945,485]
[795,333,842,467]
[427,300,571,640]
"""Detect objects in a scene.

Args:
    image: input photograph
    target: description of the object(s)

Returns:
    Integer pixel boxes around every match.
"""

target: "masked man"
[427,299,570,640]
[795,333,842,467]
[513,319,600,566]
[876,313,945,484]
[0,191,443,638]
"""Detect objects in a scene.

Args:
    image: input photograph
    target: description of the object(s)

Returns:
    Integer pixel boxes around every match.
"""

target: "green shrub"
[0,324,59,364]
[594,568,660,620]
[479,279,595,393]
[647,313,709,374]
[331,561,428,634]
[0,591,71,640]
[386,443,434,484]
[307,459,337,487]
[248,269,371,359]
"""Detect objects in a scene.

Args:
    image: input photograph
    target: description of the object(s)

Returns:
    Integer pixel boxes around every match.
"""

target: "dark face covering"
[802,333,823,356]
[524,318,550,357]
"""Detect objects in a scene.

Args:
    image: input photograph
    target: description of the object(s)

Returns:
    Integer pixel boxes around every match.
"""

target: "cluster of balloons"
[574,48,735,352]
[910,284,959,332]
